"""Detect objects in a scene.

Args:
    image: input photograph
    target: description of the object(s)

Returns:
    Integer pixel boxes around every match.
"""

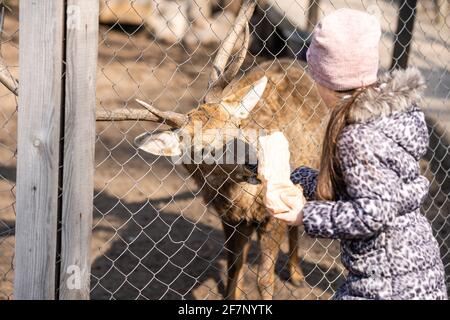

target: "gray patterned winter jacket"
[290,68,447,300]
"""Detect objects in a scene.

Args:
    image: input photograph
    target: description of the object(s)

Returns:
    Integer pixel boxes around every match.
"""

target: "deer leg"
[222,220,254,300]
[256,218,285,300]
[288,226,304,286]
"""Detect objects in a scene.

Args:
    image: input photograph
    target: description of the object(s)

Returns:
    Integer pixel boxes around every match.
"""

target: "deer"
[133,0,329,299]
[0,0,328,300]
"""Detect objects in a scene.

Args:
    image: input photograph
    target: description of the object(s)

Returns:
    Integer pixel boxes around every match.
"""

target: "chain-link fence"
[1,0,449,299]
[0,0,18,300]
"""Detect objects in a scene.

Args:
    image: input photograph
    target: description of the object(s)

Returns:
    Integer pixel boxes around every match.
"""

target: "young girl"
[264,8,448,299]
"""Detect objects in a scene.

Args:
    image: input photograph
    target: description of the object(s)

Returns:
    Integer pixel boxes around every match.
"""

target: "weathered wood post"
[391,0,418,69]
[59,0,98,300]
[14,0,98,299]
[14,0,65,300]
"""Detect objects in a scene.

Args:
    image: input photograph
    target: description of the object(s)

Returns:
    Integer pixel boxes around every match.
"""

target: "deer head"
[135,1,264,184]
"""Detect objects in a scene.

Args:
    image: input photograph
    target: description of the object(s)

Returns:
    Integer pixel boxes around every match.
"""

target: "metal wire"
[0,0,18,301]
[1,0,449,300]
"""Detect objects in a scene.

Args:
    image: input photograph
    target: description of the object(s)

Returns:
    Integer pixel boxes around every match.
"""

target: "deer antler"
[0,58,187,125]
[0,2,257,122]
[0,57,18,96]
[96,108,163,122]
[204,0,257,103]
[97,99,189,127]
[135,99,188,127]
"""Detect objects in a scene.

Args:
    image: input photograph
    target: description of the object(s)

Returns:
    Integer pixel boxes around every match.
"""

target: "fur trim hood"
[346,67,426,124]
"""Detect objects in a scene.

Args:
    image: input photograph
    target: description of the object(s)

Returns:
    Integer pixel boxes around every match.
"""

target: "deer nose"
[242,162,260,185]
[244,162,258,175]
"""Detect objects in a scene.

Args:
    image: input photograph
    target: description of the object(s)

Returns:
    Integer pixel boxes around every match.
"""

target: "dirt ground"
[1,0,449,300]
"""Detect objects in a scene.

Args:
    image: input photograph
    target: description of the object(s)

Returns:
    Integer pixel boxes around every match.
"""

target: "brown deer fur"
[137,59,328,299]
[134,2,329,299]
[191,59,327,299]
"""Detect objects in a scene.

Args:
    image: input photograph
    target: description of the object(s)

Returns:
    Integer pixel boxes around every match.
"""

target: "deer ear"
[222,76,268,119]
[135,131,182,156]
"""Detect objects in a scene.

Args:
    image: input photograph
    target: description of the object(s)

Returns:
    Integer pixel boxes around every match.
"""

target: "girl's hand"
[274,191,306,225]
[264,183,292,214]
[264,183,306,226]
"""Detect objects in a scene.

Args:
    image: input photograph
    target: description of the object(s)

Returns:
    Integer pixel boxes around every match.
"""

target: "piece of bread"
[258,132,303,214]
[257,131,292,185]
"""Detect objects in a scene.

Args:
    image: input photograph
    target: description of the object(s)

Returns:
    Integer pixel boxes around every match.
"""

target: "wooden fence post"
[391,0,418,69]
[14,0,97,299]
[59,0,98,300]
[14,0,65,299]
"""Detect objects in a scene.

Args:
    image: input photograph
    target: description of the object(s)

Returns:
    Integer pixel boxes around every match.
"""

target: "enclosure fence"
[0,0,449,300]
[0,0,18,300]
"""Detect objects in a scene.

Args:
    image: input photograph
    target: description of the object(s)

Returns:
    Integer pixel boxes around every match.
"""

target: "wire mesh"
[91,0,450,299]
[0,0,18,301]
[1,0,450,300]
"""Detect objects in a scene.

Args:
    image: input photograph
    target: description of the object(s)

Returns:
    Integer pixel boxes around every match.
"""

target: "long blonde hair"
[315,87,369,201]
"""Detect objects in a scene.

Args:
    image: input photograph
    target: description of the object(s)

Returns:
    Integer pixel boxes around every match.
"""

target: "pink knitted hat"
[306,8,382,91]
